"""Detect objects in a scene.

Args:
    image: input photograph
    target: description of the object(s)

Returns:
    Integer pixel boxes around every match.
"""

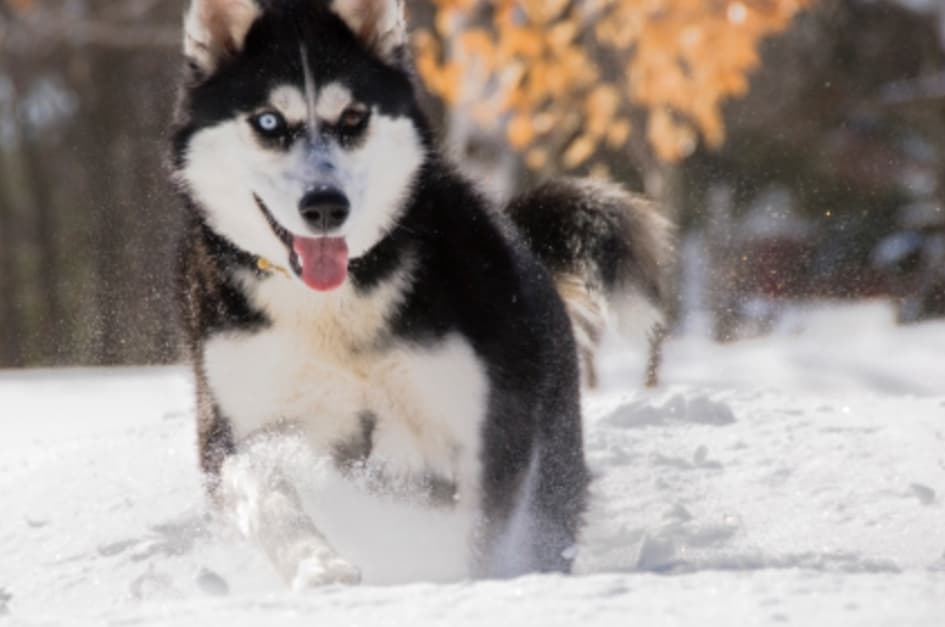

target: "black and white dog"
[172,0,672,588]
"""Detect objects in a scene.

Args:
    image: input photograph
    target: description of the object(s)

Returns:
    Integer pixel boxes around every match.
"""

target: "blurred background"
[0,0,943,369]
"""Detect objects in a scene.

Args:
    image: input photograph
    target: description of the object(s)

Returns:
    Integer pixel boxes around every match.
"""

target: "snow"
[1,301,944,625]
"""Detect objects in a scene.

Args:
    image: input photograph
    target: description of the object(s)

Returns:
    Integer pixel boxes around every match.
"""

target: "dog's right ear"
[330,0,406,66]
[183,0,262,75]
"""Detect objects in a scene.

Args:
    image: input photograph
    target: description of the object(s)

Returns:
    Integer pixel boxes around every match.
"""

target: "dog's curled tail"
[505,178,675,388]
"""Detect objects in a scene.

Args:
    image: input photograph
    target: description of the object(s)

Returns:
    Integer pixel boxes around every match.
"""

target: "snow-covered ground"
[1,301,943,625]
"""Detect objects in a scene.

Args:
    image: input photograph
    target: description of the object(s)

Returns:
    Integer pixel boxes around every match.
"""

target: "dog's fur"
[172,0,672,587]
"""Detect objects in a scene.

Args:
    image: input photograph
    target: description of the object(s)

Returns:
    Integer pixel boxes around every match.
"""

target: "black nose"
[298,187,350,232]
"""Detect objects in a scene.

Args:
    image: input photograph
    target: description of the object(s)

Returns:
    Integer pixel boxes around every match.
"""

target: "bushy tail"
[505,178,675,388]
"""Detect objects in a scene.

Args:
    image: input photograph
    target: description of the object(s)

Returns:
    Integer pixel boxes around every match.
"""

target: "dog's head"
[173,0,428,291]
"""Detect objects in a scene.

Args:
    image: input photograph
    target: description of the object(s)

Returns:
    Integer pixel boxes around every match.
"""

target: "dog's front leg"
[219,432,361,589]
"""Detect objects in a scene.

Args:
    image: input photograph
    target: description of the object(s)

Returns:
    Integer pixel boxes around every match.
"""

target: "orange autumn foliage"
[414,0,814,170]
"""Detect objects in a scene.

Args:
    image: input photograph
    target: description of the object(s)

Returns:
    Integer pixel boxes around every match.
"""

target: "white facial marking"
[336,112,425,257]
[316,83,354,123]
[300,44,318,127]
[269,85,308,124]
[176,119,290,266]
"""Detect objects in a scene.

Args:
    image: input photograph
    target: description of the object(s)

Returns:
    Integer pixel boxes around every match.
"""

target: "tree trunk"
[20,133,65,364]
[0,170,24,367]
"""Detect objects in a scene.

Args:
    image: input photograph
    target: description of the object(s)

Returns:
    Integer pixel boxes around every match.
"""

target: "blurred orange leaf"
[415,0,815,166]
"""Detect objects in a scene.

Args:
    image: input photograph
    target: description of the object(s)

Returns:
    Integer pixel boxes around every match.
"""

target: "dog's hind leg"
[645,322,666,388]
[219,430,361,589]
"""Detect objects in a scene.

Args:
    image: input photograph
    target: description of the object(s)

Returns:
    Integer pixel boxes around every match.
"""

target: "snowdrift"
[1,302,942,625]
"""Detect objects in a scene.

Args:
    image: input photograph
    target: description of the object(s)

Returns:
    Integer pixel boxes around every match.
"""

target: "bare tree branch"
[1,10,179,54]
[879,72,945,107]
[46,19,180,49]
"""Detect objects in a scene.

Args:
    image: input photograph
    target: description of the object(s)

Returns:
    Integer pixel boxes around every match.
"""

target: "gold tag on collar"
[256,256,290,278]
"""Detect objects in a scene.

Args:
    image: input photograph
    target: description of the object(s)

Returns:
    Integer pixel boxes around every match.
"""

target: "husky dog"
[173,0,672,588]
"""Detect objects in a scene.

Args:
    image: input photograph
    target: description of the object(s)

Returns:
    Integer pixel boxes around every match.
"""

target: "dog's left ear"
[330,0,407,65]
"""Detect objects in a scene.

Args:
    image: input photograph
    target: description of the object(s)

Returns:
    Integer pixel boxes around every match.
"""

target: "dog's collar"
[200,223,291,281]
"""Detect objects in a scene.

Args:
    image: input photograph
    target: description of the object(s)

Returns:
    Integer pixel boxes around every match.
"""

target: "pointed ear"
[183,0,262,74]
[331,0,407,65]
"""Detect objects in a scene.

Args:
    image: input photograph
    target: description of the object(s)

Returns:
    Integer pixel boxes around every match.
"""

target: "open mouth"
[253,194,349,292]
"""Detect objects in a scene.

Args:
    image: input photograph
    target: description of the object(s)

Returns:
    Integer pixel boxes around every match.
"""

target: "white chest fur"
[203,272,489,495]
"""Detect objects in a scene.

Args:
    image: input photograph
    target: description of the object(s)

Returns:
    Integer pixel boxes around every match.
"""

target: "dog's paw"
[291,554,361,590]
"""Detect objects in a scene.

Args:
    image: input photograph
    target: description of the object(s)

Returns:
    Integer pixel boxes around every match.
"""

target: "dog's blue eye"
[252,112,286,136]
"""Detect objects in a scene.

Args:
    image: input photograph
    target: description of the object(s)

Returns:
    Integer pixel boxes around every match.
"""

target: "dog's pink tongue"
[293,237,349,291]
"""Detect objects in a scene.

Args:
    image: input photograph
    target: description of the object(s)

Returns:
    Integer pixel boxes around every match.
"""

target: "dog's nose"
[298,187,350,232]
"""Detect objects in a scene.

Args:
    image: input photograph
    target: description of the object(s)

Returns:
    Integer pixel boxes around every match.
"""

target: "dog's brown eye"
[339,106,369,130]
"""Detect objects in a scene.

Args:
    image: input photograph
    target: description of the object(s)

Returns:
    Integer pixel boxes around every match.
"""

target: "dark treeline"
[679,0,945,338]
[0,0,943,368]
[0,0,183,367]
